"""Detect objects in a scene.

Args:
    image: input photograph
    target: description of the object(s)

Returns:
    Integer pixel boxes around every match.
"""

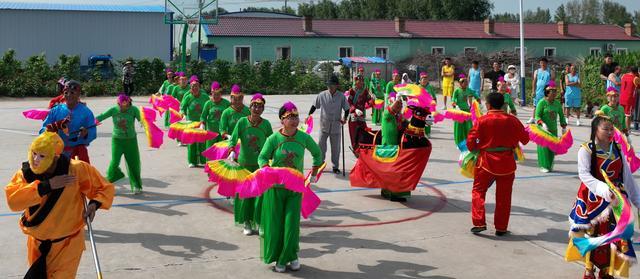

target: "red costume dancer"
[619,66,640,130]
[347,75,372,150]
[467,92,529,235]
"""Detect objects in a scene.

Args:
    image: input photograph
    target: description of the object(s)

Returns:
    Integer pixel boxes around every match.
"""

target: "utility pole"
[519,0,526,107]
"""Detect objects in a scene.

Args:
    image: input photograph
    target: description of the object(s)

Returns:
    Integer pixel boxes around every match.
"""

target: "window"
[339,47,353,58]
[515,47,528,56]
[234,46,251,63]
[375,47,388,59]
[276,46,291,60]
[544,47,556,57]
[464,47,477,55]
[617,48,628,55]
[431,46,445,55]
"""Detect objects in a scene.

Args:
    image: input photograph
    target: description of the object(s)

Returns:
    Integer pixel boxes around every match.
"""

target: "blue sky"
[11,0,640,14]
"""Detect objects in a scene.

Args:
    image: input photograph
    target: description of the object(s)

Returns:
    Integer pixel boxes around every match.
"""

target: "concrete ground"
[0,94,638,279]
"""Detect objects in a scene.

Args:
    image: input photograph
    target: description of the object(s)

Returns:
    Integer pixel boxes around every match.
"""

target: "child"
[497,76,517,115]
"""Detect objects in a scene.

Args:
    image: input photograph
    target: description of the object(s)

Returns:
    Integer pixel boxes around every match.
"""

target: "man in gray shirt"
[305,75,349,174]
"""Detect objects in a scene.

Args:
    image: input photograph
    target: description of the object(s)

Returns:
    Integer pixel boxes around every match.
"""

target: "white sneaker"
[274,264,286,273]
[441,105,447,110]
[188,164,197,168]
[243,223,253,236]
[576,120,581,126]
[289,259,301,271]
[540,168,549,173]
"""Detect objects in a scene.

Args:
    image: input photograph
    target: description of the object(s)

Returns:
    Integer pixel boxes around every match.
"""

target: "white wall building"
[0,2,172,64]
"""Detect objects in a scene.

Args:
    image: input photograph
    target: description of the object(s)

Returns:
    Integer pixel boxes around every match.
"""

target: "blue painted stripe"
[0,173,575,218]
[0,2,166,13]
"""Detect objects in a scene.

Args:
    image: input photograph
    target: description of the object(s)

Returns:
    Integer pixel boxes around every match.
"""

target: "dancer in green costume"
[497,77,517,115]
[534,81,567,173]
[385,69,401,107]
[381,98,403,146]
[369,69,385,126]
[257,102,323,273]
[200,81,230,148]
[161,73,180,127]
[228,94,272,235]
[379,98,411,201]
[170,72,190,103]
[95,94,143,194]
[220,84,250,137]
[181,75,210,167]
[158,68,174,95]
[418,71,437,137]
[451,75,480,148]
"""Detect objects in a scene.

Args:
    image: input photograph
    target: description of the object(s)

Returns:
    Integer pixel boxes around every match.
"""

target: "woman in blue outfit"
[564,64,582,126]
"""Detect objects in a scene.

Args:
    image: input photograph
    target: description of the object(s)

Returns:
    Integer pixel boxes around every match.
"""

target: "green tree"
[602,0,632,26]
[554,4,567,23]
[493,12,518,23]
[523,7,551,23]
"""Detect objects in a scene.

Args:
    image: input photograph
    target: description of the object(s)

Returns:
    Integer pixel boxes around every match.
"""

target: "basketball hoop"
[186,18,199,25]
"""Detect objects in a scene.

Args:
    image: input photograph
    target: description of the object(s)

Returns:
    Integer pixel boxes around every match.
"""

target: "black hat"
[327,74,340,86]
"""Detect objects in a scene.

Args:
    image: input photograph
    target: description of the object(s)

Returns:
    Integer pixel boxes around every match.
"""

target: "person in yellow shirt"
[441,57,455,110]
[4,120,115,278]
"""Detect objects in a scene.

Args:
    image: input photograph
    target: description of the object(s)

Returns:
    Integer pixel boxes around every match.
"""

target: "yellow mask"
[28,131,64,174]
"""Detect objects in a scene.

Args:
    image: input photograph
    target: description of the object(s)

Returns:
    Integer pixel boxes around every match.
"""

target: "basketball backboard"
[164,0,218,24]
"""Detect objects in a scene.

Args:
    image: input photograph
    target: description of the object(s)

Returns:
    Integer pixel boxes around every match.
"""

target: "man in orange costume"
[5,120,115,278]
[466,92,529,236]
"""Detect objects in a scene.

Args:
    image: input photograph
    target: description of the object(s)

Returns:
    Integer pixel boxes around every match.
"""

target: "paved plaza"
[0,95,638,278]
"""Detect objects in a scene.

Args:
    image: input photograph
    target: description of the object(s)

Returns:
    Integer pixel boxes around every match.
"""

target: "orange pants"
[471,167,515,231]
[27,231,85,278]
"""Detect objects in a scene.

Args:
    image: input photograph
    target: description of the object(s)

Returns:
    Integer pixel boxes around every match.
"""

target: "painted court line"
[0,173,575,218]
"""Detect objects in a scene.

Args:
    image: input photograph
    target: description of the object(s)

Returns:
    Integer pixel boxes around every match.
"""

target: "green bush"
[581,51,640,106]
[0,49,331,97]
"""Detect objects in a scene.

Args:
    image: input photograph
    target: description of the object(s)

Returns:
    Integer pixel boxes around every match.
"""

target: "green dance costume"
[369,74,385,125]
[220,105,251,136]
[229,117,273,228]
[381,107,401,145]
[452,87,479,147]
[96,105,142,191]
[535,98,567,171]
[181,91,210,165]
[201,98,230,148]
[257,130,323,266]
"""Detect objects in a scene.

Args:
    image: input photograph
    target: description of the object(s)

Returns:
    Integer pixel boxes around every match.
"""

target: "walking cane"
[83,196,103,279]
[341,123,346,177]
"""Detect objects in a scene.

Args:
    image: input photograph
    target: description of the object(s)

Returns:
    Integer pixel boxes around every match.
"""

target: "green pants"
[372,108,382,125]
[235,195,256,226]
[537,146,555,170]
[187,142,206,165]
[260,187,301,266]
[107,137,142,191]
[453,120,472,147]
[164,112,170,128]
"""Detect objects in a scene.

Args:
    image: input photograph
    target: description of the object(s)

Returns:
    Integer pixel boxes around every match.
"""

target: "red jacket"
[467,110,529,175]
[620,73,640,107]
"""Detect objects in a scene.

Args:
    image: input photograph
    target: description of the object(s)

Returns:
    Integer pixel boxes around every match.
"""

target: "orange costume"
[4,124,114,278]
